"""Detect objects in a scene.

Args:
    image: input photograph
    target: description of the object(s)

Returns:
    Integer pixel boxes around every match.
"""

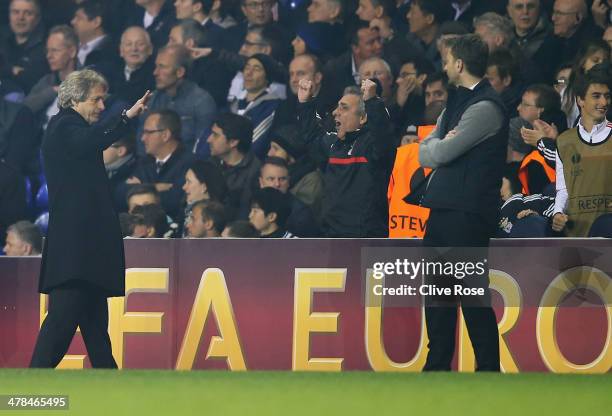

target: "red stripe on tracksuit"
[328,156,368,165]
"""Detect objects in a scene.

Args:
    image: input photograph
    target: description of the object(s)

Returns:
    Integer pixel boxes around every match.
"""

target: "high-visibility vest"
[417,125,436,142]
[518,150,556,195]
[388,143,431,238]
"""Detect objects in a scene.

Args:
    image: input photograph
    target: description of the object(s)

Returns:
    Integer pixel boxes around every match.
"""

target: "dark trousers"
[30,283,117,369]
[422,208,500,371]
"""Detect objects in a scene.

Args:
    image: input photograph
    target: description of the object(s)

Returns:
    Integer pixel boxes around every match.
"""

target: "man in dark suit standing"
[29,69,150,368]
[419,35,506,371]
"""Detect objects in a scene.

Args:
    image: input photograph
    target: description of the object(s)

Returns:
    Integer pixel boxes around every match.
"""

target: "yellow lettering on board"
[292,268,346,371]
[537,266,612,373]
[175,268,246,370]
[108,268,169,369]
[458,270,521,372]
[364,269,428,371]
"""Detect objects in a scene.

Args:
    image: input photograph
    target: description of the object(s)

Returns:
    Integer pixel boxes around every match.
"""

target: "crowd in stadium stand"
[1,0,612,251]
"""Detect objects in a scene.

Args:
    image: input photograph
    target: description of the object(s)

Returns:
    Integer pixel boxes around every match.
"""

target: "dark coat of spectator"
[215,151,261,218]
[139,79,217,155]
[0,98,38,174]
[113,56,156,104]
[123,0,177,50]
[0,23,49,94]
[132,144,194,220]
[0,160,26,241]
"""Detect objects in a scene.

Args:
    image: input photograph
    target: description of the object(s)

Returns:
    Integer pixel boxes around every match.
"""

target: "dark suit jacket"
[323,52,357,107]
[83,35,122,85]
[39,108,132,297]
[132,145,194,219]
[123,0,177,50]
[202,19,225,49]
[113,57,156,104]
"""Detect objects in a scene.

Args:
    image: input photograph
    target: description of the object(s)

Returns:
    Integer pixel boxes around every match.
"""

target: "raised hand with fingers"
[298,79,314,103]
[126,90,152,119]
[361,78,377,101]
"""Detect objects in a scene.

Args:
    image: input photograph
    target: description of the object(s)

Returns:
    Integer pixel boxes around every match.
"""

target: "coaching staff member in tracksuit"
[30,70,150,368]
[418,35,508,371]
[297,78,395,237]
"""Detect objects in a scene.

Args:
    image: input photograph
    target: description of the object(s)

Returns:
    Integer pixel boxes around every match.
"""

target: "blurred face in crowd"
[507,0,540,36]
[10,0,39,38]
[207,124,235,158]
[71,8,100,42]
[359,59,392,100]
[73,84,106,124]
[554,67,571,93]
[154,49,185,91]
[127,194,159,213]
[518,91,542,123]
[332,94,367,139]
[120,27,152,69]
[291,36,307,57]
[486,65,510,94]
[582,49,607,72]
[168,26,185,46]
[425,80,448,107]
[604,27,612,56]
[243,58,268,94]
[103,142,127,165]
[259,164,290,193]
[241,0,274,25]
[577,83,611,125]
[552,0,583,38]
[443,49,462,86]
[308,0,339,23]
[141,114,169,157]
[289,55,322,95]
[174,0,201,19]
[240,31,270,57]
[397,62,426,95]
[186,204,207,237]
[46,33,76,72]
[356,0,378,22]
[183,169,208,204]
[474,24,502,52]
[352,27,382,63]
[249,204,274,232]
[407,1,434,36]
[4,231,31,256]
[267,141,290,161]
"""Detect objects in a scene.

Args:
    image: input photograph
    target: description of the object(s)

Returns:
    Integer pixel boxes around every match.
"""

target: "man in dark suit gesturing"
[30,69,150,368]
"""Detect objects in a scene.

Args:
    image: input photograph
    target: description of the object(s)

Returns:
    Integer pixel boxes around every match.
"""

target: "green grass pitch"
[1,370,611,415]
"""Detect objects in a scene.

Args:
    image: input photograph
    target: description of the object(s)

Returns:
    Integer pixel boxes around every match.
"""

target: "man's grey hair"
[343,85,366,117]
[48,24,78,49]
[10,0,41,15]
[359,57,392,78]
[120,25,152,48]
[474,12,515,47]
[157,44,192,71]
[7,220,43,254]
[175,19,206,47]
[58,69,108,109]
